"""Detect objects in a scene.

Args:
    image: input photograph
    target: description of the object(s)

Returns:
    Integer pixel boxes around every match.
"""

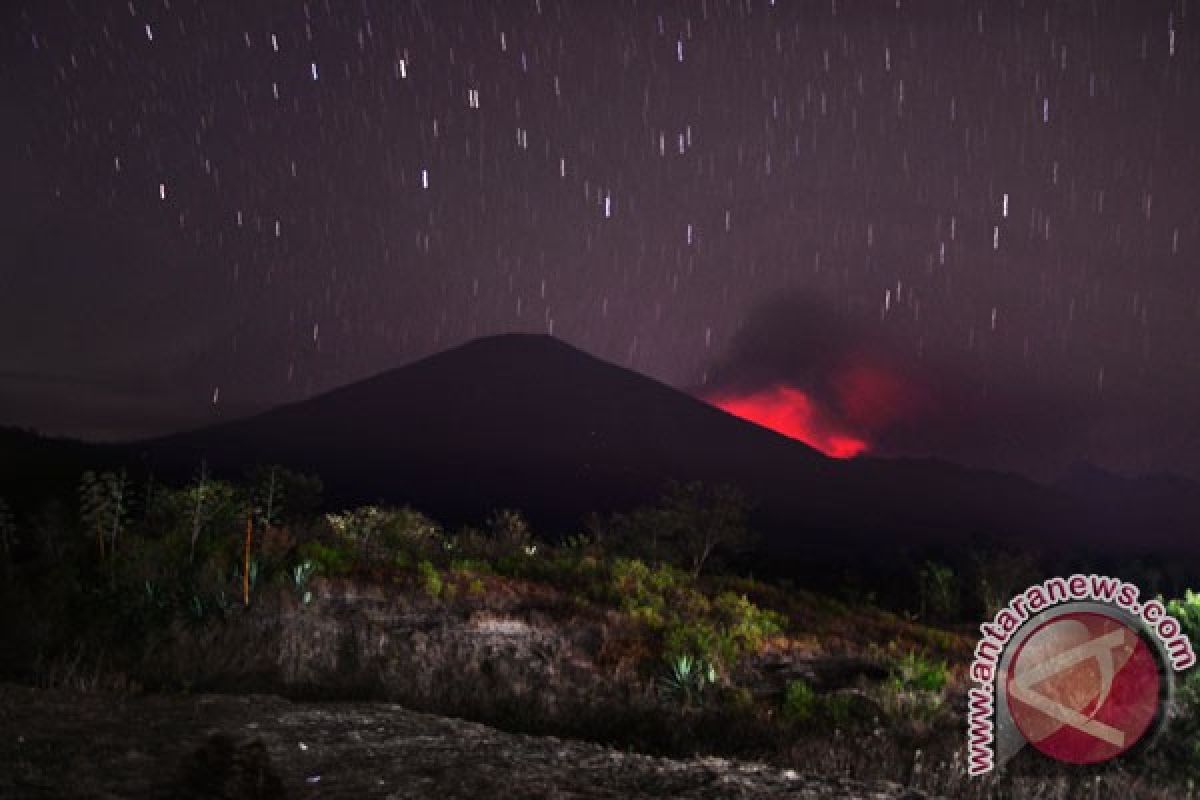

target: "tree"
[246,464,323,527]
[79,470,129,559]
[972,549,1038,619]
[486,508,532,553]
[628,481,755,578]
[918,560,959,622]
[189,461,209,564]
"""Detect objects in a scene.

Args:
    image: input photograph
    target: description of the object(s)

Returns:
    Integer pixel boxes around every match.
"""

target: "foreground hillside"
[0,684,936,800]
[3,467,1200,798]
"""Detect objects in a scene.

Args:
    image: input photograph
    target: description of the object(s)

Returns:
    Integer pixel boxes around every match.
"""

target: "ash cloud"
[701,290,1094,479]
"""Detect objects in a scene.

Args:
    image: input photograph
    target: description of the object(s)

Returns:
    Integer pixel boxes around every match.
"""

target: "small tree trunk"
[243,513,253,607]
[190,461,207,564]
[109,476,124,556]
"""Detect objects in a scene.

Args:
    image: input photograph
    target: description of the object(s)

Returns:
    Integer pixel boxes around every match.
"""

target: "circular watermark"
[1004,609,1164,765]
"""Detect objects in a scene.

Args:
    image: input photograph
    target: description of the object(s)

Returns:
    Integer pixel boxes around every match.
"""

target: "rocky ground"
[0,683,937,800]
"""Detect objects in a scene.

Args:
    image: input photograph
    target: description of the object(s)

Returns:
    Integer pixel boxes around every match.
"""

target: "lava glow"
[710,385,869,459]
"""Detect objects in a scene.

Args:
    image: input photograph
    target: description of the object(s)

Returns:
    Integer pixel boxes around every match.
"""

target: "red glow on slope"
[710,385,869,459]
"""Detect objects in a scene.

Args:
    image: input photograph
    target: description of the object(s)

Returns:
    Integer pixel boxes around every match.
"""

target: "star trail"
[2,0,1198,479]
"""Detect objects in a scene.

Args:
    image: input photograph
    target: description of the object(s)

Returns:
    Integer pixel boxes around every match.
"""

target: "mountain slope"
[135,335,1079,555]
[9,334,1193,559]
[145,335,836,529]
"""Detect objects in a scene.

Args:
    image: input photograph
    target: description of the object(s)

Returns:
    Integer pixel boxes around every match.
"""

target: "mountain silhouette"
[4,334,1198,560]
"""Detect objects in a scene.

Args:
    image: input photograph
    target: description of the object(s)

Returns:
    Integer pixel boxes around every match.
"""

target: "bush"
[296,541,353,577]
[1152,590,1200,781]
[712,591,784,654]
[917,560,958,622]
[889,650,949,693]
[664,619,728,669]
[877,650,949,726]
[782,679,817,723]
[417,559,442,599]
[659,653,716,707]
[610,558,682,610]
[662,593,782,675]
[1166,589,1200,643]
[602,482,754,576]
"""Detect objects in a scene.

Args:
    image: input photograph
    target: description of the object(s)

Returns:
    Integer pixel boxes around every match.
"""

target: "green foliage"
[659,653,717,706]
[1166,589,1200,643]
[781,680,860,728]
[417,559,442,599]
[889,650,949,693]
[143,469,243,565]
[712,591,784,655]
[663,619,727,669]
[487,508,532,550]
[1154,590,1200,780]
[972,549,1039,619]
[327,505,442,565]
[822,693,857,727]
[661,593,782,675]
[781,679,817,723]
[246,465,322,527]
[291,560,315,604]
[296,540,353,577]
[875,650,949,725]
[610,557,684,615]
[917,560,958,622]
[609,559,782,676]
[79,470,131,557]
[604,482,754,576]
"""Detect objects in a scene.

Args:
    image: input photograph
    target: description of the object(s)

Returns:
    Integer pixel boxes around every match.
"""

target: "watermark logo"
[1006,611,1160,764]
[967,574,1195,775]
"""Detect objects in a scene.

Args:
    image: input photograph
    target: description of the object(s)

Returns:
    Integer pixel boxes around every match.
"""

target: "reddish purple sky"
[2,1,1198,480]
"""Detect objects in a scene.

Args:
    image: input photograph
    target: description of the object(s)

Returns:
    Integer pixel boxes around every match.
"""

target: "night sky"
[2,1,1199,481]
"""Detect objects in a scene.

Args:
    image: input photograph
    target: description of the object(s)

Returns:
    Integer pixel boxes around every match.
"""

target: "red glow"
[710,385,869,459]
[833,362,918,431]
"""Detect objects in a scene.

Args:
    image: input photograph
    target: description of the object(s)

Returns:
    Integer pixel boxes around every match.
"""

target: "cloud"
[700,290,1092,477]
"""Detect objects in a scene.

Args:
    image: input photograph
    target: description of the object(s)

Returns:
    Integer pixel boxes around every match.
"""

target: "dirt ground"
[0,683,935,799]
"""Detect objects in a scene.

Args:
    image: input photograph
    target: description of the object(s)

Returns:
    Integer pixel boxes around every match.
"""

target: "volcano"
[123,335,1095,557]
[139,334,835,531]
[6,334,1199,560]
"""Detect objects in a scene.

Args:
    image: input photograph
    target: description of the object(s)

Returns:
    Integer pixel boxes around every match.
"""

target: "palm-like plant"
[659,653,717,706]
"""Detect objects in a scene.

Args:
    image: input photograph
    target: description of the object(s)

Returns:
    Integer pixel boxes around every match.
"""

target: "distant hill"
[3,334,1198,561]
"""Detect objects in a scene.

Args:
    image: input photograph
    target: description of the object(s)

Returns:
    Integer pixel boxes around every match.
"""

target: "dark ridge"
[4,335,1199,562]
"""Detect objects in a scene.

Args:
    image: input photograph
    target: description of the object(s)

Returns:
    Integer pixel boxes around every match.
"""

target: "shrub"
[782,679,817,723]
[823,693,857,728]
[1166,589,1200,643]
[291,560,315,604]
[664,619,729,670]
[917,560,958,622]
[662,594,782,675]
[603,482,754,576]
[877,651,949,727]
[296,541,352,577]
[890,651,949,693]
[659,653,716,706]
[712,591,784,654]
[610,558,681,607]
[417,559,442,599]
[782,681,862,728]
[1153,590,1200,780]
